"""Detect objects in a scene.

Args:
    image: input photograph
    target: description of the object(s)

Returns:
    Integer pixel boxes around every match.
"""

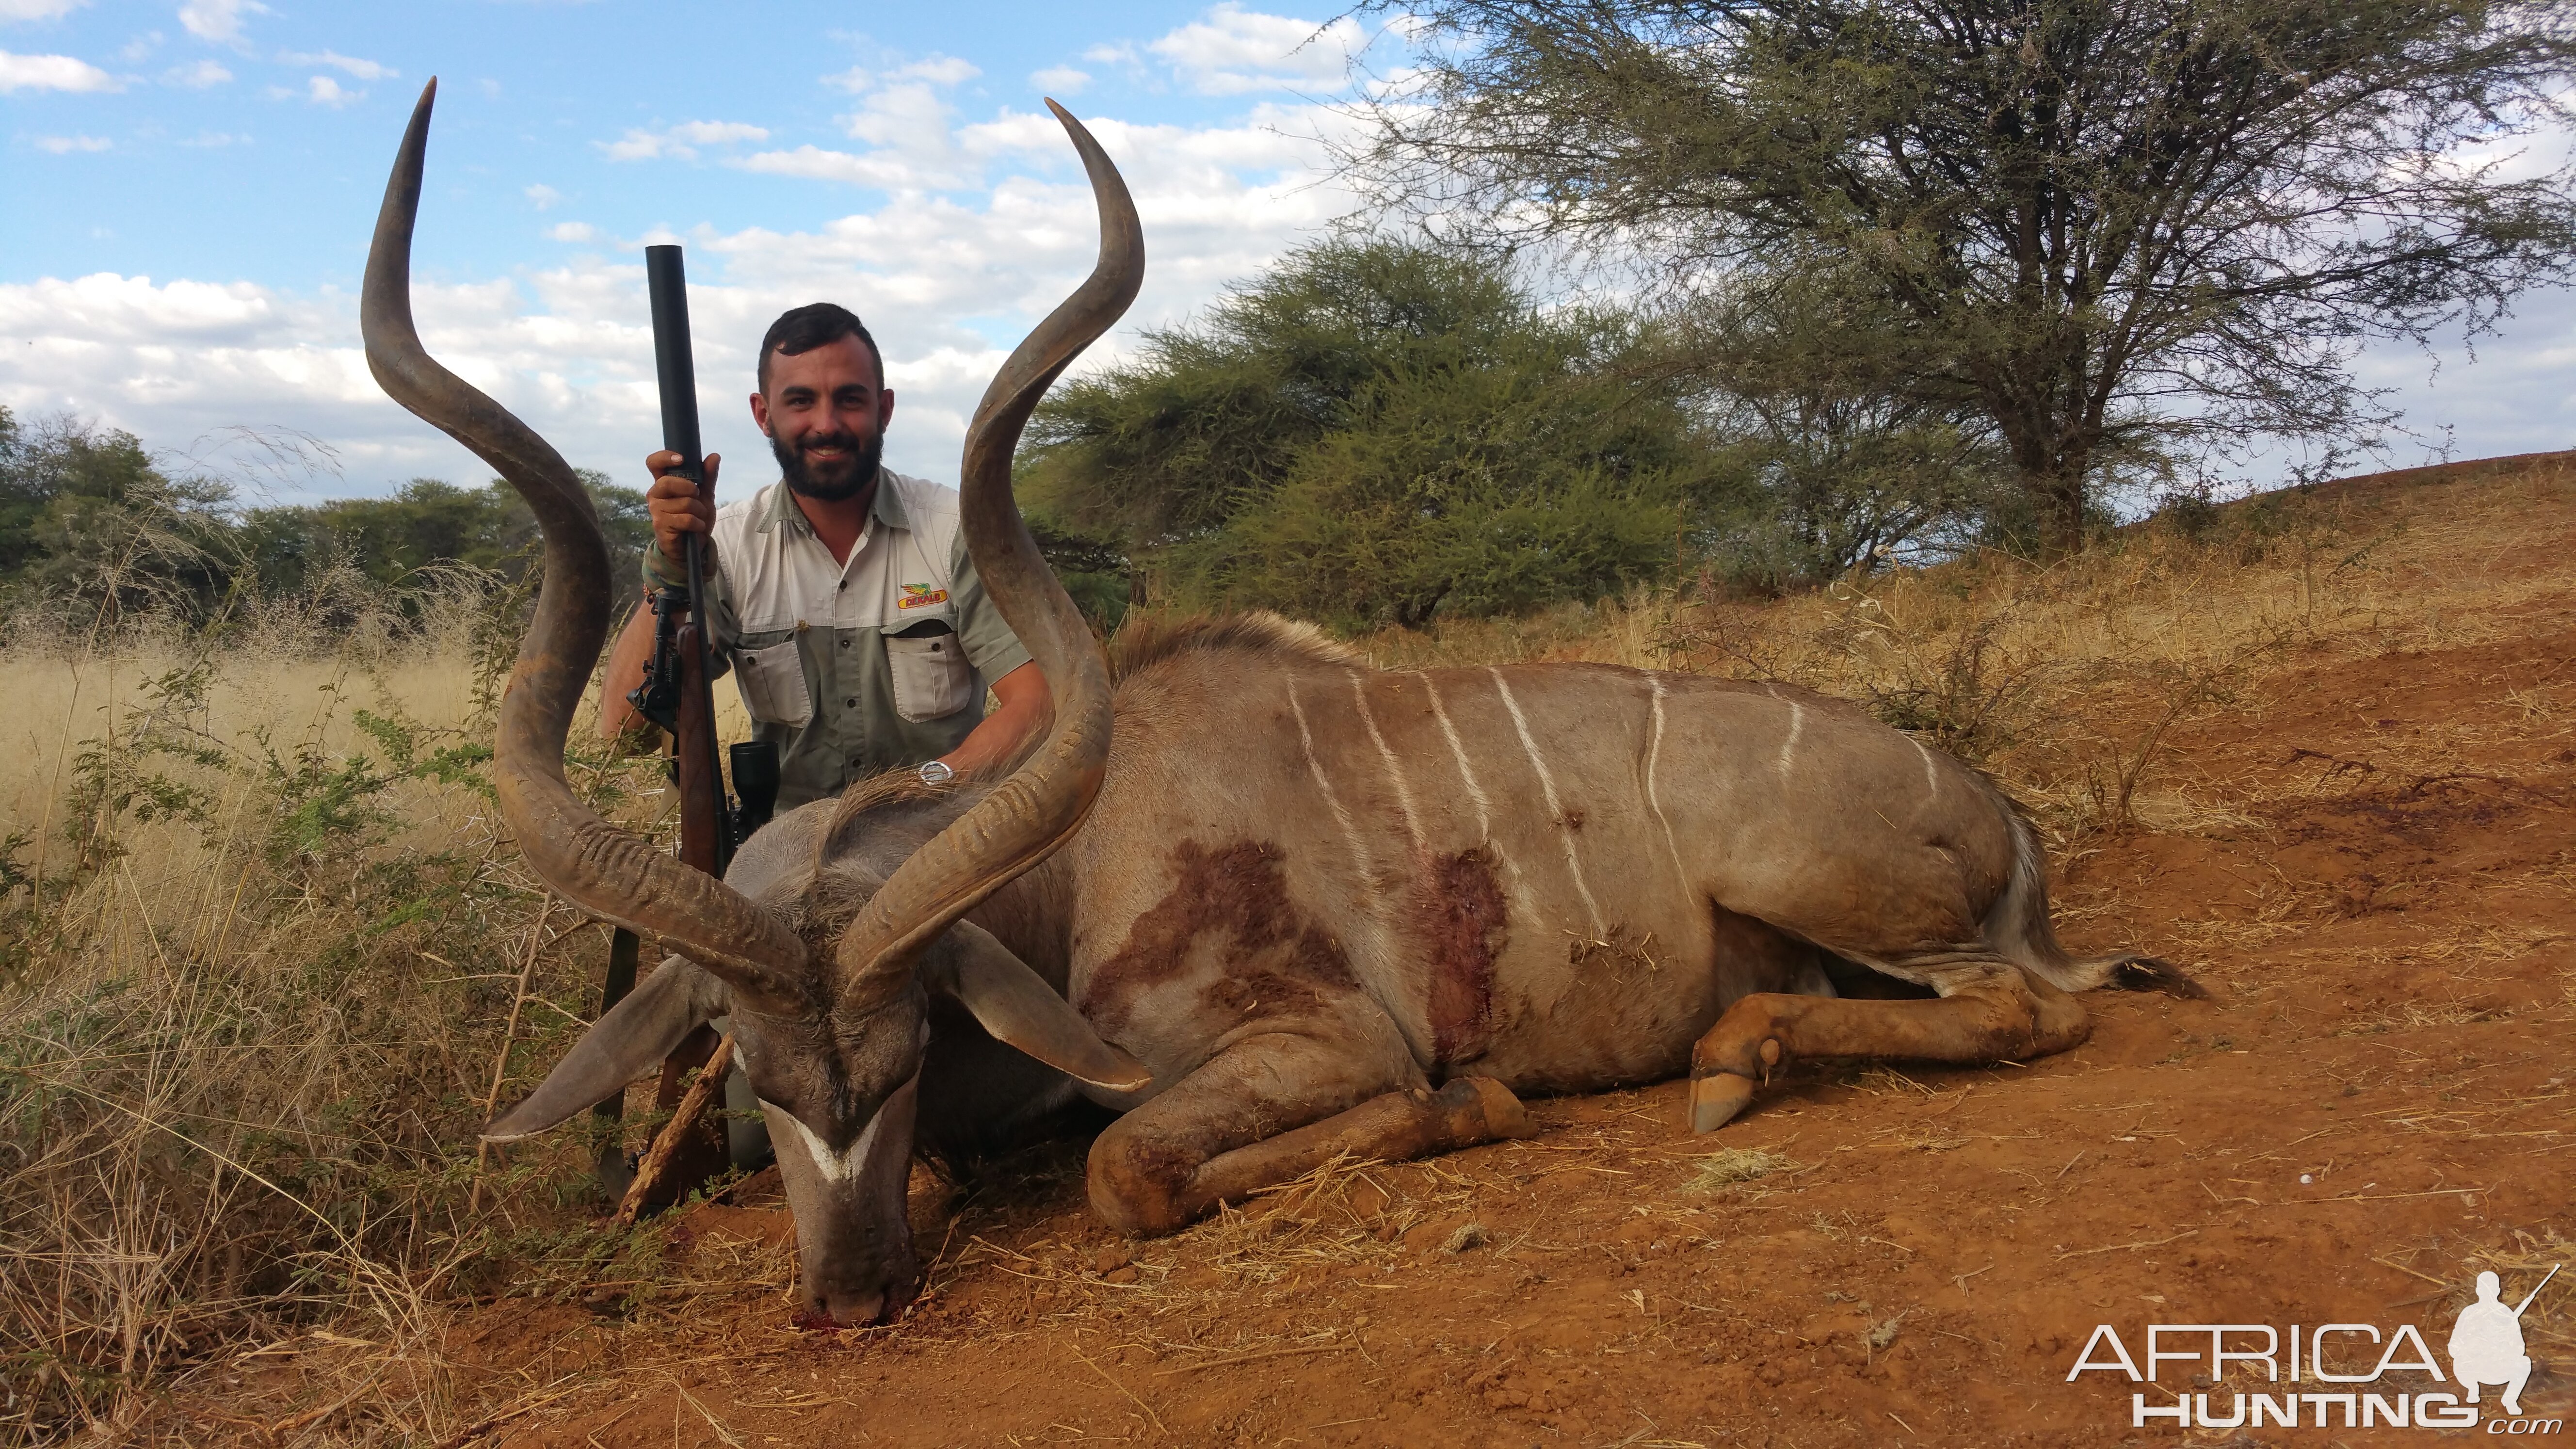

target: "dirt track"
[406,463,2573,1448]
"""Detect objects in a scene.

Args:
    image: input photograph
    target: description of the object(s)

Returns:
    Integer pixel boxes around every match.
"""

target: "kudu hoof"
[1688,1073,1756,1133]
[1453,1075,1537,1140]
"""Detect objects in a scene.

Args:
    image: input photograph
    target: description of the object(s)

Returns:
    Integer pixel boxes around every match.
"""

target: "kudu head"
[362,79,1148,1326]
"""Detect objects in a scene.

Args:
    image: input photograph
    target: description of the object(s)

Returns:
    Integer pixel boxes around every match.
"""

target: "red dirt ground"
[360,461,2576,1447]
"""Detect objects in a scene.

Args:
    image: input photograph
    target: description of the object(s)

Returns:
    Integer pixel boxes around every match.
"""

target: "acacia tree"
[1022,239,1725,627]
[1353,0,2576,553]
[1675,258,2011,580]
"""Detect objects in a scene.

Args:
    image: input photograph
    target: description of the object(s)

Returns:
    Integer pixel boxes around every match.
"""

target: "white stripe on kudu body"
[1418,672,1495,838]
[1487,668,1606,933]
[1646,676,1691,895]
[1776,701,1806,780]
[1910,734,1941,800]
[1417,670,1543,922]
[1288,679,1368,875]
[1350,671,1424,852]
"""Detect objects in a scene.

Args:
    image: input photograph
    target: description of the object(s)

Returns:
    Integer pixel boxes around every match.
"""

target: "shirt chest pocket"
[885,623,975,723]
[733,638,813,727]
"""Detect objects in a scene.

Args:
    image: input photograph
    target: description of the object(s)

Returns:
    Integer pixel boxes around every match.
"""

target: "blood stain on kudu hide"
[1414,848,1509,1066]
[1081,841,1361,1033]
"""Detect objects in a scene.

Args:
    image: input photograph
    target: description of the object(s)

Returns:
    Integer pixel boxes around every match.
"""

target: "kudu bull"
[364,80,2195,1326]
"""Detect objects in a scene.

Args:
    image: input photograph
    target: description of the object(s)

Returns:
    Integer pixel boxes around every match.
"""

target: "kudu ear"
[927,922,1152,1094]
[482,955,726,1142]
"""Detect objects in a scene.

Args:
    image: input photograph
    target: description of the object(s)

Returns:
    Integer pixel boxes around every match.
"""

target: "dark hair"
[757,302,884,393]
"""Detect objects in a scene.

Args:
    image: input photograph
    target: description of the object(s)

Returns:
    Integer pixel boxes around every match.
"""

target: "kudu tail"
[1976,783,2208,1000]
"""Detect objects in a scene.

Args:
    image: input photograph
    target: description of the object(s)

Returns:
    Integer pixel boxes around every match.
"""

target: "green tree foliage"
[1357,0,2576,554]
[1679,261,2012,585]
[237,473,649,605]
[0,405,649,623]
[0,408,239,622]
[1022,240,1730,627]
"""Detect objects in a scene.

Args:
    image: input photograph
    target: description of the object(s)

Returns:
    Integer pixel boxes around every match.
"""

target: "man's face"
[751,335,895,502]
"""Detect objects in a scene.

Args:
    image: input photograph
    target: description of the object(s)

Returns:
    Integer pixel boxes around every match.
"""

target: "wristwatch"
[918,760,955,787]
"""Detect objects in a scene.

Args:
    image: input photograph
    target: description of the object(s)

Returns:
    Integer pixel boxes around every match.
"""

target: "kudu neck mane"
[1107,612,1360,683]
[792,774,1069,969]
[811,774,1000,895]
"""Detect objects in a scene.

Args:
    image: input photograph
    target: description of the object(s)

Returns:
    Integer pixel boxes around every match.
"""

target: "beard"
[773,426,884,502]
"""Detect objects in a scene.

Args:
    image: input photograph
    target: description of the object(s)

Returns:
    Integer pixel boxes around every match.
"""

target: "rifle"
[644,242,733,879]
[594,244,779,1198]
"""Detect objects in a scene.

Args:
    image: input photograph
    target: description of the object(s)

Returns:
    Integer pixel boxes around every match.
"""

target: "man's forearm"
[940,662,1049,776]
[598,601,659,741]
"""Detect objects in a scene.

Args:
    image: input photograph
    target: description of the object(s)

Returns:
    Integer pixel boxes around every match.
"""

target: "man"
[598,302,1050,1180]
[600,302,1049,805]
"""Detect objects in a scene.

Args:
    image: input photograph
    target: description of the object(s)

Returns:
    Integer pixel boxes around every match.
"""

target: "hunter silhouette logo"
[2067,1263,2562,1432]
[2453,1264,2556,1417]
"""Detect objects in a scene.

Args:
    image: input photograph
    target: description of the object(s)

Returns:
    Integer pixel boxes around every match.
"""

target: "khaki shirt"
[645,469,1031,811]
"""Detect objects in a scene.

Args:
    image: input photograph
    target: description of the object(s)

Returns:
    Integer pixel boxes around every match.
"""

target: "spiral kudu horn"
[833,101,1139,1006]
[362,79,809,1010]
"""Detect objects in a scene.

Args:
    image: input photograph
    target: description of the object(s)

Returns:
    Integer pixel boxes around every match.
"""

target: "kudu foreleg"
[1686,963,2090,1132]
[1087,1031,1533,1237]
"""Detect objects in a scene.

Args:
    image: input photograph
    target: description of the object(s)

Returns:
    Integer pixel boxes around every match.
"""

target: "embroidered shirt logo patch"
[897,584,949,610]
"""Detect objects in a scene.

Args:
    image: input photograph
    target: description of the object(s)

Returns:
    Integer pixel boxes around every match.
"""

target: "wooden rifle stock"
[672,618,724,877]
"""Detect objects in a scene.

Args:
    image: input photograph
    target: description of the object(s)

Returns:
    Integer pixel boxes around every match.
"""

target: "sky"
[0,0,1403,504]
[1,0,2571,509]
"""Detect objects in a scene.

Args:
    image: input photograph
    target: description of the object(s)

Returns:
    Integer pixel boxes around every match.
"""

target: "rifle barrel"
[2514,1262,2560,1316]
[645,244,732,877]
[645,245,704,483]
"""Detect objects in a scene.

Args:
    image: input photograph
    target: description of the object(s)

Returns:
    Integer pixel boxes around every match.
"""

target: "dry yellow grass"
[0,588,700,1444]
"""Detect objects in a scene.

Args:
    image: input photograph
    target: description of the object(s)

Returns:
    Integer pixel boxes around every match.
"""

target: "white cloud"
[736,145,916,188]
[0,48,116,91]
[34,133,109,152]
[785,54,993,191]
[914,55,979,86]
[180,129,242,146]
[302,74,357,106]
[600,119,769,162]
[177,0,265,45]
[1148,3,1365,95]
[544,222,597,243]
[1,0,87,22]
[826,54,979,93]
[524,183,561,210]
[671,119,767,145]
[1031,64,1089,96]
[276,49,391,81]
[0,101,1377,498]
[599,130,666,162]
[1082,42,1139,66]
[163,57,227,86]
